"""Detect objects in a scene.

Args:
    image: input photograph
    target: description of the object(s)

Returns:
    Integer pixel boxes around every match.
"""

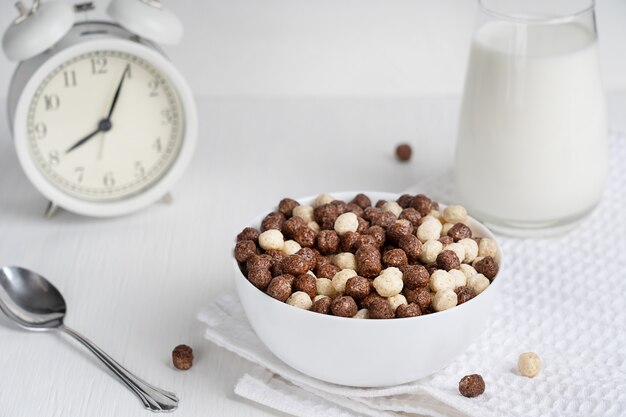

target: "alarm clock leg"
[161,193,173,205]
[44,201,59,219]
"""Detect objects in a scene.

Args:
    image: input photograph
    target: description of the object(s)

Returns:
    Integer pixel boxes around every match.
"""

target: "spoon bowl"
[0,266,178,413]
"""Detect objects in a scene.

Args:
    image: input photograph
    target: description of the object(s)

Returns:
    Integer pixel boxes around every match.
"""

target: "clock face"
[25,50,185,202]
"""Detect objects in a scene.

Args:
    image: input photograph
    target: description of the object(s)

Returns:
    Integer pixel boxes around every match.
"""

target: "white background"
[1,0,626,99]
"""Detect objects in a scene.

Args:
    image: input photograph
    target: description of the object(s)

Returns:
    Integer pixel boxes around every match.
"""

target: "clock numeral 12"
[44,94,60,111]
[91,57,108,75]
[63,70,77,87]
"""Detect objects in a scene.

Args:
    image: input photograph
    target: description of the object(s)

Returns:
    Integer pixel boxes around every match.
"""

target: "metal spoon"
[0,266,179,413]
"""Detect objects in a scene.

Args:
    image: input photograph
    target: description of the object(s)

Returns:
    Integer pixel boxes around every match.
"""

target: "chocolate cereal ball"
[398,234,422,261]
[403,287,432,311]
[448,223,472,241]
[400,264,430,290]
[436,250,461,271]
[246,254,272,271]
[345,203,365,218]
[247,268,272,290]
[278,198,300,217]
[331,296,358,318]
[399,208,421,228]
[316,230,340,255]
[293,226,317,248]
[455,286,476,305]
[282,216,306,238]
[237,227,260,244]
[340,231,361,253]
[439,236,454,245]
[311,296,332,314]
[395,144,412,162]
[383,248,408,268]
[293,274,317,298]
[344,276,371,300]
[386,220,414,244]
[281,255,309,276]
[316,263,341,279]
[368,297,395,319]
[396,194,414,208]
[267,275,294,302]
[365,226,386,247]
[396,303,422,318]
[459,374,485,398]
[234,240,257,263]
[297,247,317,270]
[351,193,372,209]
[474,256,499,280]
[314,203,340,230]
[411,194,434,216]
[261,211,286,232]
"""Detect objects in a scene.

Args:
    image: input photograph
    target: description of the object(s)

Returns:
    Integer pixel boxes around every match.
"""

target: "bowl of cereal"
[233,192,503,387]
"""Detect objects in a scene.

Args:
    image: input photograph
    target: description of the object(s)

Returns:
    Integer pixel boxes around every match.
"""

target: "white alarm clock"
[2,0,197,217]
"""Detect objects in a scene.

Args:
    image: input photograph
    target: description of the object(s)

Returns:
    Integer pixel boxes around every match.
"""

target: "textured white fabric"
[198,130,626,417]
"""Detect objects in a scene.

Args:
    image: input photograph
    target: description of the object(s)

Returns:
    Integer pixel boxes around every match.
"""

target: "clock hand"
[65,119,111,154]
[106,65,130,120]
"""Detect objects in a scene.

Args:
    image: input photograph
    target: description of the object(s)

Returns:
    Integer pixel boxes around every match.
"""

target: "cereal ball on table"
[518,352,542,377]
[373,267,404,297]
[459,374,485,398]
[258,229,285,251]
[172,345,193,370]
[286,291,313,310]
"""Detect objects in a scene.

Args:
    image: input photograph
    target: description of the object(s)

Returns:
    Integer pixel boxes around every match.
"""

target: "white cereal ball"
[382,201,403,217]
[443,205,468,224]
[313,194,336,208]
[444,242,466,263]
[518,352,542,377]
[428,210,443,222]
[458,238,479,263]
[286,291,313,310]
[316,278,336,297]
[478,238,499,258]
[449,269,467,288]
[282,240,302,255]
[421,215,439,224]
[373,267,404,297]
[419,239,444,264]
[442,223,455,237]
[332,269,358,294]
[258,229,284,251]
[307,270,317,278]
[307,221,321,233]
[333,252,357,270]
[387,294,408,311]
[417,219,443,242]
[313,294,329,303]
[334,212,359,236]
[430,270,456,292]
[467,273,490,295]
[459,264,478,279]
[293,205,314,223]
[432,289,458,312]
[353,309,370,319]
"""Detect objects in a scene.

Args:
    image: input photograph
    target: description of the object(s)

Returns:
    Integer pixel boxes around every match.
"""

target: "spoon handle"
[60,325,179,413]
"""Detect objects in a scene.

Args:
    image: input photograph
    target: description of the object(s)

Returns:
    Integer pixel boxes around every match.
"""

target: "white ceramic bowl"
[233,191,503,387]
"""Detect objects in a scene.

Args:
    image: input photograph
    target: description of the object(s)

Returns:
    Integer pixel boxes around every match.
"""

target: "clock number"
[153,137,162,153]
[134,161,146,179]
[63,70,77,87]
[44,94,60,111]
[125,64,132,79]
[91,57,108,75]
[33,122,47,139]
[75,167,85,183]
[161,109,173,125]
[48,151,60,167]
[103,172,116,188]
[148,78,161,97]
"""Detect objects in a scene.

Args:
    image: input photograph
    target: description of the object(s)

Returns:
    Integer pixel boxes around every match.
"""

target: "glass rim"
[478,0,595,24]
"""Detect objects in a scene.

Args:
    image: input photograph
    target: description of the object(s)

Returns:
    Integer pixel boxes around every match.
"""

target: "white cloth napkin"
[198,130,626,417]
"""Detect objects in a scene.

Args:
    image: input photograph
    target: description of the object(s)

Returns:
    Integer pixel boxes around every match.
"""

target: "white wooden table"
[1,93,624,417]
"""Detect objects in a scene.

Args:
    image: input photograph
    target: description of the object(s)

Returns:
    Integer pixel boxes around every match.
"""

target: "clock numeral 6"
[103,172,116,188]
[134,161,146,179]
[33,122,47,139]
[91,57,108,75]
[48,151,60,167]
[44,94,60,111]
[161,109,173,125]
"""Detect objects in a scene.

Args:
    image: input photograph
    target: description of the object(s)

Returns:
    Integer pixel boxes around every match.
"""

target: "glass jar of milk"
[455,0,607,236]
